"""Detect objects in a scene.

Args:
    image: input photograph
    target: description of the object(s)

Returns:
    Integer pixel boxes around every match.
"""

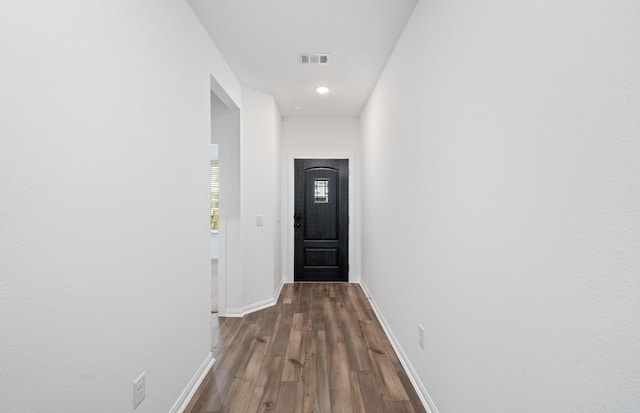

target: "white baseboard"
[273,277,285,303]
[357,281,440,413]
[169,352,214,413]
[221,277,285,318]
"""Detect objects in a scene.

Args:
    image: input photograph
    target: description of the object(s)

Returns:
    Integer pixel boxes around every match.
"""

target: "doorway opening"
[209,79,240,316]
[210,144,219,312]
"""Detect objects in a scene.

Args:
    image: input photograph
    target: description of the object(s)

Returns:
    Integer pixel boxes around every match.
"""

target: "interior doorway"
[210,144,219,312]
[209,81,240,316]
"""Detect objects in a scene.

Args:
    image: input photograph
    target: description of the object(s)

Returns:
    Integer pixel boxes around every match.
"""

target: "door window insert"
[314,179,329,203]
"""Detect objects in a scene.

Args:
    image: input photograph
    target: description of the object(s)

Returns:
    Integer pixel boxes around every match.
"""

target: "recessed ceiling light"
[316,86,330,94]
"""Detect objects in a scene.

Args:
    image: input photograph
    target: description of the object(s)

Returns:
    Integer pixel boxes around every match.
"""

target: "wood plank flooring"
[185,283,426,413]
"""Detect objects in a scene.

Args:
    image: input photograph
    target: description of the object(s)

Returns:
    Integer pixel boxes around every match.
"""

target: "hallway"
[3,1,639,411]
[185,283,426,413]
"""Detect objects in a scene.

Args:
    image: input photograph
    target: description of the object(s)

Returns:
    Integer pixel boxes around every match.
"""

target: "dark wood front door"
[294,159,349,281]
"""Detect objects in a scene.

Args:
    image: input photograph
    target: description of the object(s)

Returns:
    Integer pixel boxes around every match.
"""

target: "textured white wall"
[361,1,640,412]
[238,87,283,309]
[280,118,361,281]
[0,1,240,412]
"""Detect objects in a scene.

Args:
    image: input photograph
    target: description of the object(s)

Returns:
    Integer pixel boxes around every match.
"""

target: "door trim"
[285,153,358,283]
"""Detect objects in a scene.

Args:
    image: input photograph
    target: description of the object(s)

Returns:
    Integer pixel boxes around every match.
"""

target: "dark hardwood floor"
[185,283,426,413]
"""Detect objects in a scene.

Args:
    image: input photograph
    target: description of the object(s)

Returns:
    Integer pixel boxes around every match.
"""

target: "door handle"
[294,213,301,221]
[294,223,300,228]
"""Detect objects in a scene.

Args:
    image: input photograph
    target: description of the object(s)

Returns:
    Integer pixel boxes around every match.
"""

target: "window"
[314,179,329,203]
[210,159,219,230]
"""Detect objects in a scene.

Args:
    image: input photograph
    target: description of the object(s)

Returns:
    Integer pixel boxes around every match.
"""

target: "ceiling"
[187,0,418,118]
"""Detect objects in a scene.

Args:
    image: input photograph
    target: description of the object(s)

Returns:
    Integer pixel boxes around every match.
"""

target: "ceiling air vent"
[299,53,330,65]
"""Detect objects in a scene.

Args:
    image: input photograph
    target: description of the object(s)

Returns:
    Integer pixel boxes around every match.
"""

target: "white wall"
[0,1,240,412]
[232,86,282,312]
[210,232,219,259]
[360,1,640,412]
[281,117,361,281]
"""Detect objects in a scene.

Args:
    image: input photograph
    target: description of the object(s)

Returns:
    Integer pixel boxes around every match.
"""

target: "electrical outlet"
[256,215,264,226]
[133,372,146,409]
[418,325,425,349]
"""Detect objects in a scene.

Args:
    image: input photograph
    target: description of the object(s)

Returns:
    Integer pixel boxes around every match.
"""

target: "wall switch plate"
[418,325,425,349]
[256,215,264,226]
[133,372,146,409]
